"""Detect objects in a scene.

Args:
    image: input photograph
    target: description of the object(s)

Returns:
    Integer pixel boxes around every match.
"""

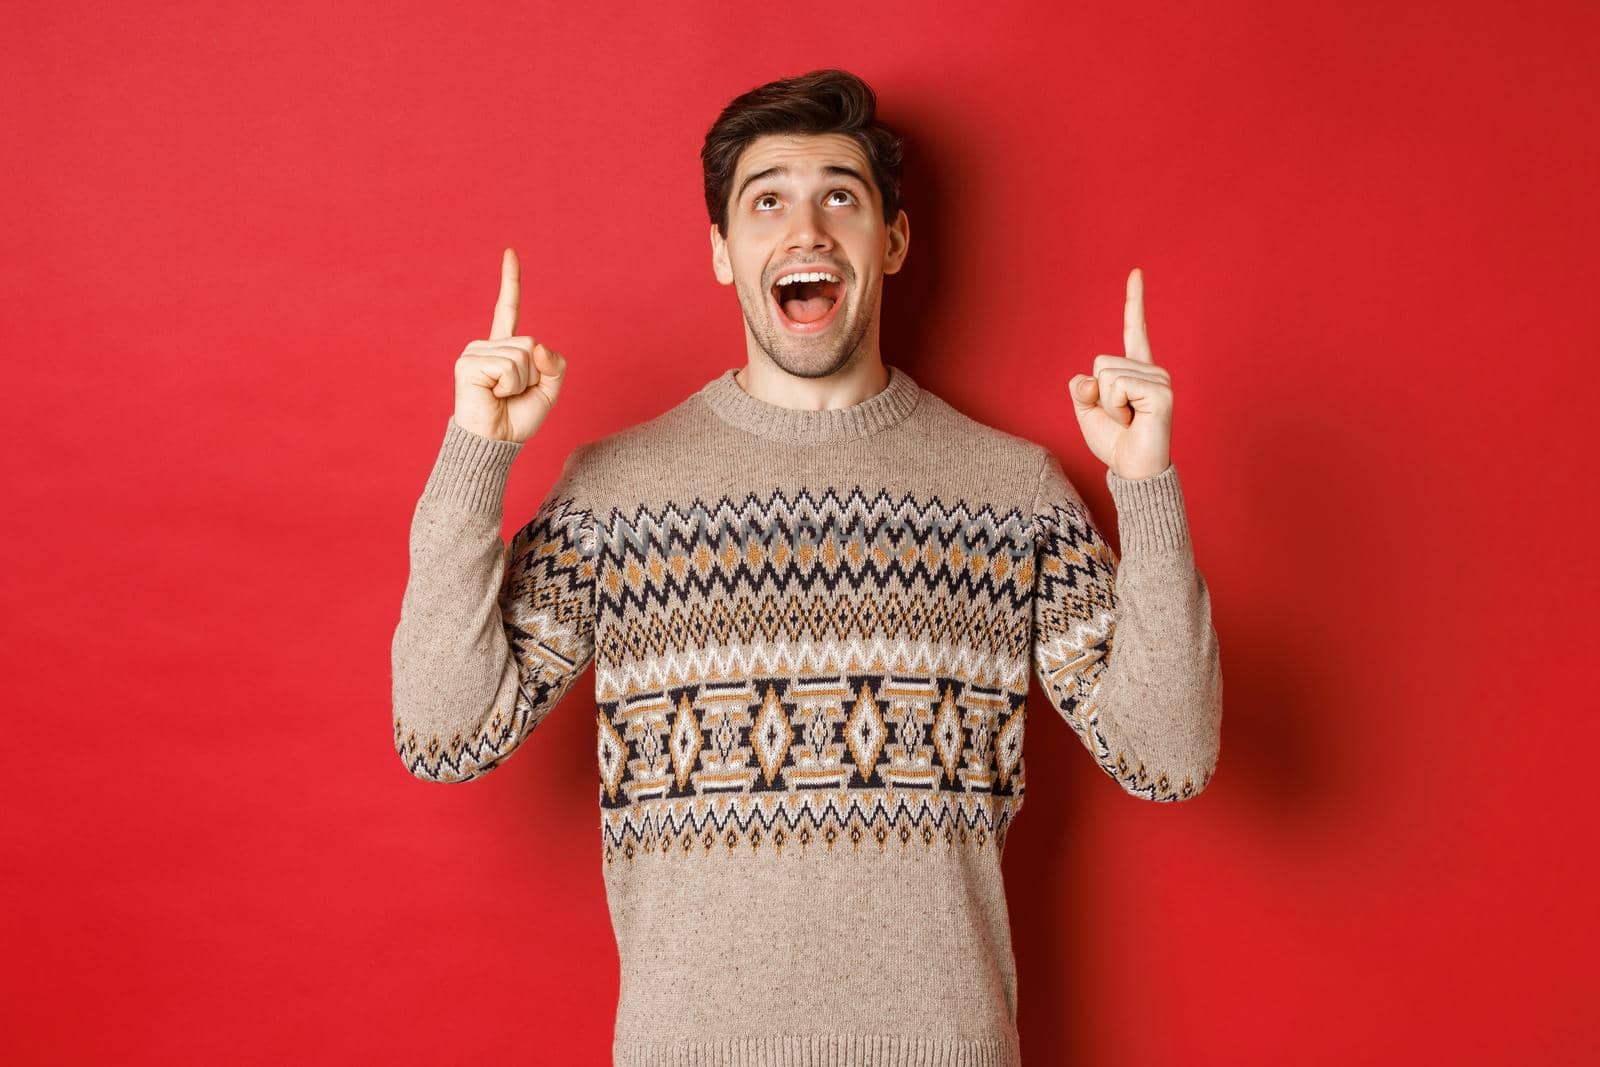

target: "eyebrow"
[735,164,872,203]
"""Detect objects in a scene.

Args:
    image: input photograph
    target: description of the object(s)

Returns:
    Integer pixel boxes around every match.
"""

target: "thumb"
[533,345,568,405]
[1070,374,1098,413]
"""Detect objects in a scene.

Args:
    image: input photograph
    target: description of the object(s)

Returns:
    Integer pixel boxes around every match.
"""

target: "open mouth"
[770,271,845,333]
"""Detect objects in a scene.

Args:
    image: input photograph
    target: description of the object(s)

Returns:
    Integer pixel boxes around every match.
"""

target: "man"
[392,67,1222,1066]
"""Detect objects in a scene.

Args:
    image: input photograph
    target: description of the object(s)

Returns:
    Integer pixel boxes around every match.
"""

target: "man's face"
[710,132,910,378]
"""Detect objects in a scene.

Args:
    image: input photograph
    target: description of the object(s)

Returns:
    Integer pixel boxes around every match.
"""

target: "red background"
[4,1,1595,1063]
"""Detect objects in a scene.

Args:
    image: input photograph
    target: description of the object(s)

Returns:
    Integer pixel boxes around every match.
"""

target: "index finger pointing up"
[490,247,520,340]
[1123,267,1152,363]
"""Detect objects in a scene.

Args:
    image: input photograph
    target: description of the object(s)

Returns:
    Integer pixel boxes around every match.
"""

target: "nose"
[784,198,834,254]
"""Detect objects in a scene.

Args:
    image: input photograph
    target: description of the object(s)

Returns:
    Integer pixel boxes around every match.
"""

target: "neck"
[734,357,891,413]
[700,361,921,445]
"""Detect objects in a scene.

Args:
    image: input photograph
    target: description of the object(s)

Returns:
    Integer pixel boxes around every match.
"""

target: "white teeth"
[775,271,841,286]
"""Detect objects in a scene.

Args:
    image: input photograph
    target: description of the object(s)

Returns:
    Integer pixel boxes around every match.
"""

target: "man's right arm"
[390,416,598,783]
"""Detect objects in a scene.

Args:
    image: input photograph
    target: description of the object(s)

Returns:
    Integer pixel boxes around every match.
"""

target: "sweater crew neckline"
[697,364,922,444]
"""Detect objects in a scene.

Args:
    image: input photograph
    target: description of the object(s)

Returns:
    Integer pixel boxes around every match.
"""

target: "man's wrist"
[1106,462,1191,554]
[421,416,524,513]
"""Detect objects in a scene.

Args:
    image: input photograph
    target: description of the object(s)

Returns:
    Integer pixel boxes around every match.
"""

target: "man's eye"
[753,191,854,211]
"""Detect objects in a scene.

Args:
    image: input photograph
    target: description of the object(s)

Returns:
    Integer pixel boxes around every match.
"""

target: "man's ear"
[710,223,733,285]
[883,209,910,276]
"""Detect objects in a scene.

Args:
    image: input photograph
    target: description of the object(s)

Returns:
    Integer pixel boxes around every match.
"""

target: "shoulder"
[557,386,711,501]
[915,386,1048,456]
[910,385,1058,493]
[912,388,1093,520]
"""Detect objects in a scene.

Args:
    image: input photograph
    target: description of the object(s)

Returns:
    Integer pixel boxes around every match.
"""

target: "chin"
[769,349,853,378]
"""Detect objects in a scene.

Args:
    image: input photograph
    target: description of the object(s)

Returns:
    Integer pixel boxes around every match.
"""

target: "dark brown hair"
[701,68,905,238]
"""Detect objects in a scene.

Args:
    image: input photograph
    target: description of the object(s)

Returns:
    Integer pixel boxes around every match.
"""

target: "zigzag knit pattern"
[395,447,1205,830]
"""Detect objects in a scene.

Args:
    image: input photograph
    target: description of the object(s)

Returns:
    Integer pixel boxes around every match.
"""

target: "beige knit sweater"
[391,364,1223,1066]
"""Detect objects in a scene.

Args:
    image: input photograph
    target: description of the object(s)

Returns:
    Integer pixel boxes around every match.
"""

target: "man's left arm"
[1031,453,1223,801]
[1030,267,1224,801]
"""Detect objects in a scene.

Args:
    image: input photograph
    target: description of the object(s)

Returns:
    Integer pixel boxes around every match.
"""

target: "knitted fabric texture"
[391,364,1223,1066]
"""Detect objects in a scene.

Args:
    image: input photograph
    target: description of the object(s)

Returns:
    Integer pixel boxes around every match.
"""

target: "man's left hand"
[1069,267,1174,481]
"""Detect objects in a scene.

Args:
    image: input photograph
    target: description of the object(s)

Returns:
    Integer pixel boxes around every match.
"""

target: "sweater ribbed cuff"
[420,416,524,514]
[1106,462,1191,555]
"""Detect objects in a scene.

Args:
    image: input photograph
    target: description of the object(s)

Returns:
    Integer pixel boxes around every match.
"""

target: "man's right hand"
[453,247,568,443]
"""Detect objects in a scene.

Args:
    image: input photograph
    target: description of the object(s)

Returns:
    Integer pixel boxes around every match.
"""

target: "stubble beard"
[735,270,879,380]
